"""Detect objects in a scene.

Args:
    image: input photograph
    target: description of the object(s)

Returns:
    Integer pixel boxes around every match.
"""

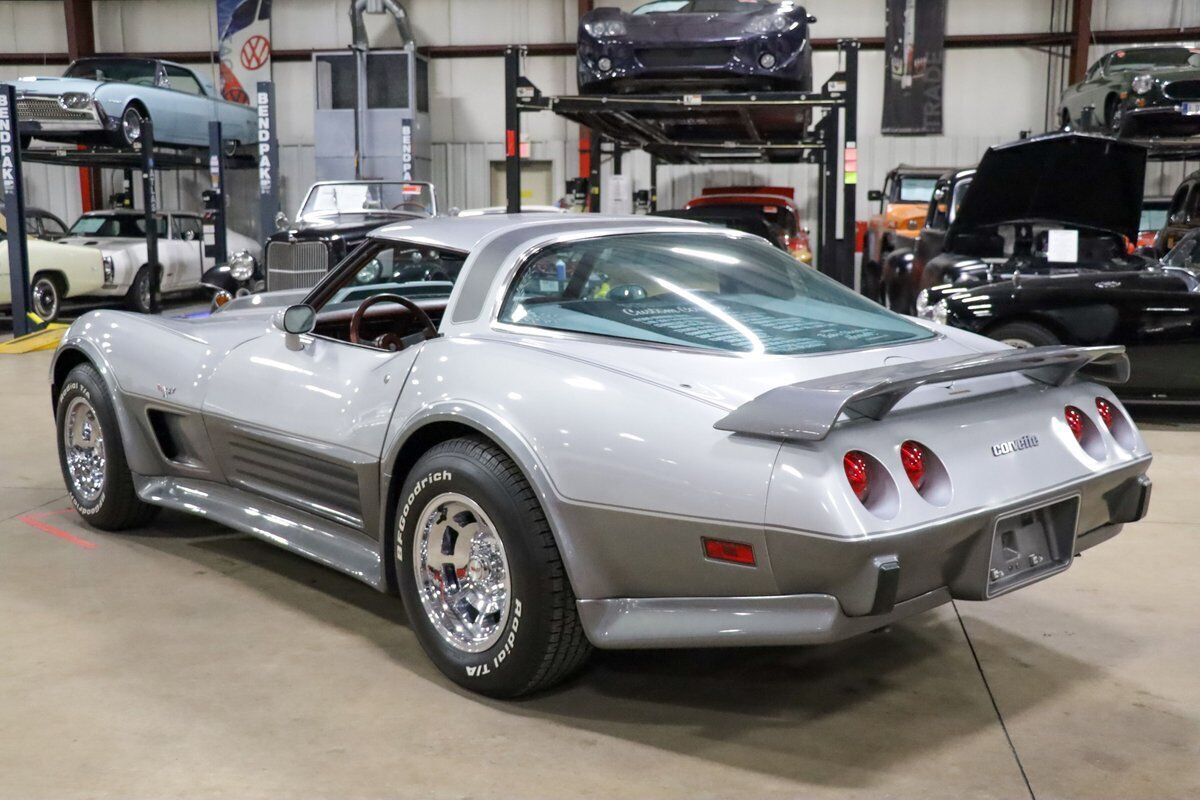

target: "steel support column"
[504,47,522,214]
[63,0,103,212]
[1068,0,1094,84]
[139,121,161,315]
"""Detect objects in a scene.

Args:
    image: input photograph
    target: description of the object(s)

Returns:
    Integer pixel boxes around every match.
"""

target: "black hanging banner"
[1,84,33,336]
[882,0,945,135]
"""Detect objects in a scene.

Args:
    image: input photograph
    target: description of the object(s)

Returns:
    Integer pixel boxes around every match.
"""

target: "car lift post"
[1,84,34,337]
[504,47,522,214]
[139,119,161,315]
[588,136,602,213]
[648,154,658,213]
[841,39,859,289]
[257,81,281,241]
[207,121,228,268]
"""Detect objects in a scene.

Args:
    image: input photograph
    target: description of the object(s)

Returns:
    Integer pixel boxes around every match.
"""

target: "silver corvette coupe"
[50,214,1153,697]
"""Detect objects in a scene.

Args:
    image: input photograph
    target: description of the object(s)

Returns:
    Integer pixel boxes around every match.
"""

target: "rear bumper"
[577,460,1151,649]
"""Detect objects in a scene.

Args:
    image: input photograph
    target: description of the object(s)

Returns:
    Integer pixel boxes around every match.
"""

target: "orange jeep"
[861,165,946,301]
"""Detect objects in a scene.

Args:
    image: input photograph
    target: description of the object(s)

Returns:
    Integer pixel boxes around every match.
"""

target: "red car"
[685,187,813,264]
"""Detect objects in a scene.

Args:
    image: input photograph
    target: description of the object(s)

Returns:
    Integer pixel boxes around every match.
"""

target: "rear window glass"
[499,232,932,355]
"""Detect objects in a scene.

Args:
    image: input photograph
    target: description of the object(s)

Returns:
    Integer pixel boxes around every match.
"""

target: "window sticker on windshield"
[401,184,424,195]
[1047,229,1079,264]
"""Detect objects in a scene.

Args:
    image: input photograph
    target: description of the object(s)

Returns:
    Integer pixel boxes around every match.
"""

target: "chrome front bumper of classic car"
[1117,103,1200,138]
[577,460,1151,649]
[15,93,105,133]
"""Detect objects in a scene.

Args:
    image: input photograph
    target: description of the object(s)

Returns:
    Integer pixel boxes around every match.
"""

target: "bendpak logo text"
[992,434,1039,457]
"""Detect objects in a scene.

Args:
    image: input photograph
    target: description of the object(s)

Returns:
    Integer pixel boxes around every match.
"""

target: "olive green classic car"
[1059,46,1200,137]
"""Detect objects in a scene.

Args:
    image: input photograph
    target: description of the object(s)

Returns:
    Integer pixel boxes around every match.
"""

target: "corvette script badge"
[991,434,1039,457]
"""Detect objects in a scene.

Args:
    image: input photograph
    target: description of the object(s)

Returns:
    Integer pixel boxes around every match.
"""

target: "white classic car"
[59,209,260,313]
[0,212,105,322]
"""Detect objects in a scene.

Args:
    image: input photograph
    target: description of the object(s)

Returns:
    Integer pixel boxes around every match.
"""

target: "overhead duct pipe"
[349,0,413,177]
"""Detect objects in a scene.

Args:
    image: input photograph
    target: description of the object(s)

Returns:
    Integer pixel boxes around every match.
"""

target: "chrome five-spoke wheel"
[412,492,511,654]
[62,396,106,504]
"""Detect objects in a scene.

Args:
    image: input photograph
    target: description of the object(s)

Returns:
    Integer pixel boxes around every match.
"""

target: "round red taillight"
[1095,397,1115,430]
[1064,406,1085,442]
[843,451,870,502]
[900,440,927,490]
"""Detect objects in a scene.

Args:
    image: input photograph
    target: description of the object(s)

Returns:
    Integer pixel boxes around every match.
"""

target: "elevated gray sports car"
[51,214,1152,697]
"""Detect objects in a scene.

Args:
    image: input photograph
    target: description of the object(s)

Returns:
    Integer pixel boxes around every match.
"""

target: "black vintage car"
[259,180,437,293]
[1154,168,1200,257]
[915,134,1200,403]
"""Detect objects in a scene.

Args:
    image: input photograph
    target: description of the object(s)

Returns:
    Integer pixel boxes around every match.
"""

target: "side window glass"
[175,216,202,241]
[165,65,204,96]
[1187,186,1200,220]
[1169,185,1190,219]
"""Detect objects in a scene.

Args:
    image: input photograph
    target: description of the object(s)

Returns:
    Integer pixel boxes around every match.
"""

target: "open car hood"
[947,134,1146,243]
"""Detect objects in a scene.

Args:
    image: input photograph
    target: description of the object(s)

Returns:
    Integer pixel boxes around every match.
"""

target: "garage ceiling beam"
[1068,0,1094,84]
[1,25,1196,67]
[63,0,95,61]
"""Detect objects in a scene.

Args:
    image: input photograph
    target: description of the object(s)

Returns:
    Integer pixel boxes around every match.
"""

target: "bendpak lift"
[0,81,280,337]
[503,40,861,287]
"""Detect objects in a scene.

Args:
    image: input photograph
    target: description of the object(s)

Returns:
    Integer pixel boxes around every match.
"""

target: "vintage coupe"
[264,180,438,293]
[59,209,260,313]
[1,211,105,323]
[14,57,257,150]
[578,0,814,94]
[52,213,1152,697]
[1059,46,1200,137]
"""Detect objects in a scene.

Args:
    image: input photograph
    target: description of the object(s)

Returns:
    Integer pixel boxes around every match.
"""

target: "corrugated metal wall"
[1,0,1198,229]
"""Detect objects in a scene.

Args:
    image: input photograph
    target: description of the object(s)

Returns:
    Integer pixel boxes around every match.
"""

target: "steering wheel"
[348,293,439,351]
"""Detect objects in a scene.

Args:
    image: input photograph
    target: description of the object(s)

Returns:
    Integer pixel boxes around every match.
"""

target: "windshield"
[300,182,435,219]
[633,0,774,12]
[498,232,932,355]
[68,214,168,237]
[321,242,466,311]
[1139,207,1168,232]
[1109,47,1200,71]
[1165,231,1200,270]
[896,176,939,203]
[65,58,158,85]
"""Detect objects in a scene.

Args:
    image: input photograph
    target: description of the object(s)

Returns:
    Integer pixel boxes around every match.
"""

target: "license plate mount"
[985,495,1080,599]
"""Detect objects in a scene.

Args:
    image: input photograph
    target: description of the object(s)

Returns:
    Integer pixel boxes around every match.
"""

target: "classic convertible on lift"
[51,213,1151,697]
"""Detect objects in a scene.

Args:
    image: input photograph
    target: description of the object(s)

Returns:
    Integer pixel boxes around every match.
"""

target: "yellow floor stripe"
[0,324,68,354]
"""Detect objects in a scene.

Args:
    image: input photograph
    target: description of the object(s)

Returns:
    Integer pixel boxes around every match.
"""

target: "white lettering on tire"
[395,469,451,561]
[466,598,522,678]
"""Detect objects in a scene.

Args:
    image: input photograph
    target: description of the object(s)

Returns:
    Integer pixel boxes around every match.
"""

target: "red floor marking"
[18,512,95,550]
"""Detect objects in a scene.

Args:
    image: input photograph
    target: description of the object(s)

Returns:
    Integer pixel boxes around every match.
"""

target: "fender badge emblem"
[156,383,176,399]
[991,434,1039,457]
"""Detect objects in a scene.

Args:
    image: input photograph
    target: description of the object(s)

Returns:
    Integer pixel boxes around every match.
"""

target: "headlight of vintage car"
[1131,73,1155,95]
[746,13,791,34]
[228,250,257,282]
[915,289,948,323]
[583,19,626,37]
[102,256,114,285]
[355,259,382,285]
[58,92,93,111]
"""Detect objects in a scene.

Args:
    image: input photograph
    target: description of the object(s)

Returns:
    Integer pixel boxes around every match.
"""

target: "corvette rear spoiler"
[713,345,1129,442]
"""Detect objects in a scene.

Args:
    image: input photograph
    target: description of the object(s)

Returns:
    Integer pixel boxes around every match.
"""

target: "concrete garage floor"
[0,349,1197,800]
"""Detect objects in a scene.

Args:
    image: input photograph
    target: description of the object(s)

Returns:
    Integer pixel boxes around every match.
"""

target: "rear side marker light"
[844,451,870,502]
[900,440,927,490]
[1095,397,1115,430]
[1064,406,1085,442]
[703,537,756,566]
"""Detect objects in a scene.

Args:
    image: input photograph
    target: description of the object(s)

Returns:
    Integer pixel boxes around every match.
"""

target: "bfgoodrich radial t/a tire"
[396,436,591,697]
[56,363,159,531]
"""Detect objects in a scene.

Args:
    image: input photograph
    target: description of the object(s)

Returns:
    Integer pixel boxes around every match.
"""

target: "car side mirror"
[274,211,290,230]
[1170,212,1186,224]
[807,13,817,23]
[867,189,883,202]
[182,229,196,241]
[274,304,316,349]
